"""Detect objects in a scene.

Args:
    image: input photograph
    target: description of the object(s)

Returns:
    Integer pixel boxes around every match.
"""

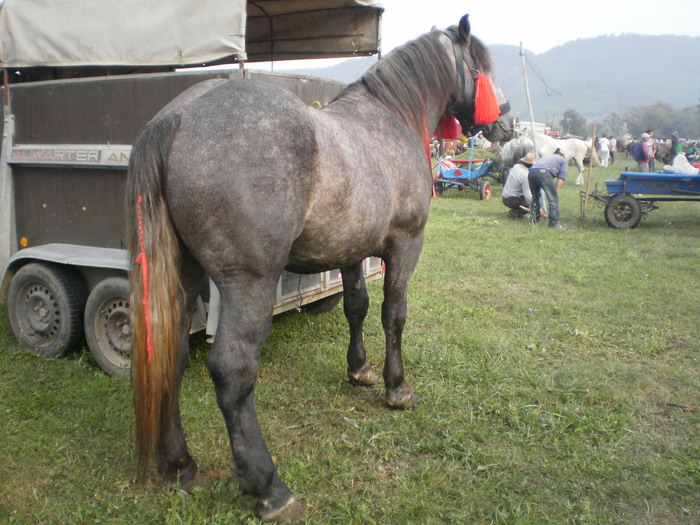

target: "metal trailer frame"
[0,69,383,376]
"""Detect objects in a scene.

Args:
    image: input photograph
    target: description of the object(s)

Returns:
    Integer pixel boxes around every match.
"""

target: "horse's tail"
[125,113,183,480]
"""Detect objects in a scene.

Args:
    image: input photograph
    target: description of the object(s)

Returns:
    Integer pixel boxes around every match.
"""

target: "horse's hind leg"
[207,277,305,522]
[342,262,379,387]
[157,251,206,491]
[381,236,423,410]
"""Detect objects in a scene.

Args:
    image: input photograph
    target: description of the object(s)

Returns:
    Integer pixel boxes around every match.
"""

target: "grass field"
[1,154,698,524]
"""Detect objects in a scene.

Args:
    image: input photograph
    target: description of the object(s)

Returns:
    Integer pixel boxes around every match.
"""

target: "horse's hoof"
[348,362,379,387]
[164,471,207,493]
[257,495,306,523]
[182,471,208,492]
[386,381,417,410]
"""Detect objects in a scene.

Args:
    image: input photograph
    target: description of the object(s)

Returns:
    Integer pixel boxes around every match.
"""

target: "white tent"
[0,0,382,68]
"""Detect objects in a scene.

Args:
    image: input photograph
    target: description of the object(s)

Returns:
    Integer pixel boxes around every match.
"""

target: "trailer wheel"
[605,194,642,229]
[7,262,87,358]
[84,277,132,377]
[479,179,493,200]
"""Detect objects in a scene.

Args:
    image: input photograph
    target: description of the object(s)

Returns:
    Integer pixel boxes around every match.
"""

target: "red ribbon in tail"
[424,119,438,200]
[135,196,154,364]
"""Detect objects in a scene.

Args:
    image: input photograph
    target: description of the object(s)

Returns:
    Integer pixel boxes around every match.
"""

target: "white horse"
[501,131,590,185]
[500,134,532,167]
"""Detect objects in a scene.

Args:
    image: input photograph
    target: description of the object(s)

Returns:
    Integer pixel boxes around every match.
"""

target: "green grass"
[1,154,698,524]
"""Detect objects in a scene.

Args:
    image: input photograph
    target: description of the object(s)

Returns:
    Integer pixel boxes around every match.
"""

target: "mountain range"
[262,34,700,124]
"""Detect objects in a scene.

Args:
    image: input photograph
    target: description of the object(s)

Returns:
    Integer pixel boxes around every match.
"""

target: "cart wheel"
[479,179,493,200]
[604,194,642,229]
[434,182,446,198]
[7,262,87,358]
[84,277,132,376]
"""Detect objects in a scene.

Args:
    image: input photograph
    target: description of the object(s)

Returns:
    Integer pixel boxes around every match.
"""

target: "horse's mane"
[345,26,494,137]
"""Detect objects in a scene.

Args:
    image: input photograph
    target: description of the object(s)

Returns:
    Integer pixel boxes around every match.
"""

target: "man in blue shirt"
[528,149,567,228]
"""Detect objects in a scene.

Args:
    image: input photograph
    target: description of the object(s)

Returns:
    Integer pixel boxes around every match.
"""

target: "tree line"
[558,102,700,141]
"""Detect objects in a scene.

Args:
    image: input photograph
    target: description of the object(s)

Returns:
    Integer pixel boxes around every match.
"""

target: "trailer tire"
[605,194,642,229]
[84,277,132,377]
[7,262,87,358]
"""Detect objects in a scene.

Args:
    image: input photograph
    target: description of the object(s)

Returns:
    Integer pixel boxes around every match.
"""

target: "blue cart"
[433,138,495,200]
[585,172,700,228]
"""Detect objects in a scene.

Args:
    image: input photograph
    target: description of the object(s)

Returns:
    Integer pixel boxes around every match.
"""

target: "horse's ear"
[458,14,471,43]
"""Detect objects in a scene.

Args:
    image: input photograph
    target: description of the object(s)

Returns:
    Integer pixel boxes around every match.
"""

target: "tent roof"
[246,0,383,63]
[0,0,382,69]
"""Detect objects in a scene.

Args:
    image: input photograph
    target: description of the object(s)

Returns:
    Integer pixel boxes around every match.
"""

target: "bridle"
[443,30,511,135]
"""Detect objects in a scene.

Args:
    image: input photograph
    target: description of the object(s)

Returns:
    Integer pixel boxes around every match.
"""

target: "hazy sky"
[379,0,700,54]
[271,0,700,70]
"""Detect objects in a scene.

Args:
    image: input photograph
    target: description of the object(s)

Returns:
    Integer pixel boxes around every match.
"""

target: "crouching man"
[502,152,536,219]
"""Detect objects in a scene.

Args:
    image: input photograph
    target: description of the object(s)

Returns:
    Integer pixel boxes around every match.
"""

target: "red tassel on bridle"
[437,114,462,140]
[473,72,501,126]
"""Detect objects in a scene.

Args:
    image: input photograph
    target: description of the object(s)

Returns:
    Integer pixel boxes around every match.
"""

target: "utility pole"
[520,43,539,158]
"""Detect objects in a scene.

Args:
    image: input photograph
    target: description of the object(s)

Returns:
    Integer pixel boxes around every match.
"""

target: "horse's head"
[443,15,515,143]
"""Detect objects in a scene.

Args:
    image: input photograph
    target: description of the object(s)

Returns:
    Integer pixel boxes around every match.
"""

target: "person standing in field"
[633,134,651,172]
[645,130,657,171]
[528,148,567,229]
[608,136,617,164]
[598,135,610,167]
[669,132,683,163]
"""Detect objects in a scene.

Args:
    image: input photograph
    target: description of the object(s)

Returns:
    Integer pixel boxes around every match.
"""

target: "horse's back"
[146,76,430,276]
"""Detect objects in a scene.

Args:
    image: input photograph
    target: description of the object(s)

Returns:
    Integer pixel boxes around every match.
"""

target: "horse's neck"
[336,33,462,138]
[331,83,447,140]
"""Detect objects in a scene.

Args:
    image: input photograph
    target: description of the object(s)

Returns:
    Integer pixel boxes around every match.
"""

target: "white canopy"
[0,0,382,68]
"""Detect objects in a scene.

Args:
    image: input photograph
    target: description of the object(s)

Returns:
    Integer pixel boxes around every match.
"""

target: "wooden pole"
[520,43,538,158]
[581,122,596,219]
[520,43,547,215]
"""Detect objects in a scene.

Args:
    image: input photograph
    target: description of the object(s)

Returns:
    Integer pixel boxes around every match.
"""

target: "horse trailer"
[0,0,384,376]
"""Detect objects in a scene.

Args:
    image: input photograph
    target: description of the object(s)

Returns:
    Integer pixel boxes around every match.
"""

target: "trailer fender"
[1,243,128,302]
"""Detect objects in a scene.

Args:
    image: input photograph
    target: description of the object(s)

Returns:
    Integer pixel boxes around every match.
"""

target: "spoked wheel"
[479,179,493,200]
[604,194,642,229]
[84,277,132,376]
[434,181,447,198]
[7,262,87,357]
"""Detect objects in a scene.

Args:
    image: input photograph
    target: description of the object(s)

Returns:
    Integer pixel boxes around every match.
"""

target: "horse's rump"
[162,79,322,276]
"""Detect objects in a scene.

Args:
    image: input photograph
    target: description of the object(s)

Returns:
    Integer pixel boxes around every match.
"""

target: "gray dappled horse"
[126,14,513,522]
